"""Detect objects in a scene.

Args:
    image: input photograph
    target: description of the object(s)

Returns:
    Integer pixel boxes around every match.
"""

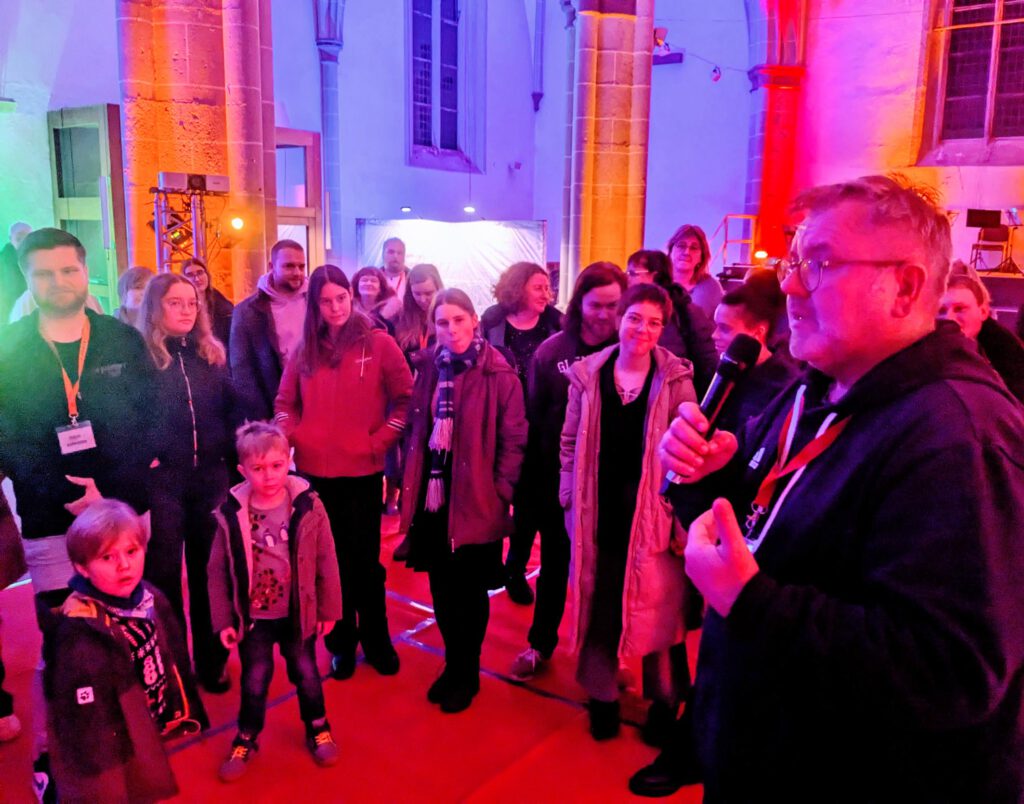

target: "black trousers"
[309,474,391,657]
[526,491,571,657]
[428,548,492,678]
[145,461,229,680]
[504,482,537,577]
[237,619,325,737]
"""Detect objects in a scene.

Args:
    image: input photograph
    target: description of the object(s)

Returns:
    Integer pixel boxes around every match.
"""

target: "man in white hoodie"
[229,239,308,420]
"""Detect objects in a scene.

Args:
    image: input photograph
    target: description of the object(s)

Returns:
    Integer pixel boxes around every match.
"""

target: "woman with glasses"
[351,266,396,317]
[666,224,722,317]
[137,273,239,693]
[181,258,234,355]
[626,249,717,395]
[560,282,698,744]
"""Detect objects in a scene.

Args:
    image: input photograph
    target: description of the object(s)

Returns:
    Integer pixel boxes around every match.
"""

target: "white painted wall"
[271,0,539,273]
[0,0,120,242]
[645,1,750,255]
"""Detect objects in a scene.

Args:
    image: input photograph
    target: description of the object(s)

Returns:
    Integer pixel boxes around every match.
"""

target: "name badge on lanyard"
[46,317,97,455]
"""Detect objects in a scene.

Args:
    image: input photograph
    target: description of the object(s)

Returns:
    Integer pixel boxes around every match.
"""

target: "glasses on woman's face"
[768,257,906,293]
[626,269,651,279]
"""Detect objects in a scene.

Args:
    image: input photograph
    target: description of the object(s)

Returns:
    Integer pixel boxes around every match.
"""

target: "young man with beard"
[230,239,308,421]
[508,262,627,680]
[0,228,156,801]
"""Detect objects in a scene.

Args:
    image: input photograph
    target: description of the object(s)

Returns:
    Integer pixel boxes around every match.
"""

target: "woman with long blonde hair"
[137,272,239,693]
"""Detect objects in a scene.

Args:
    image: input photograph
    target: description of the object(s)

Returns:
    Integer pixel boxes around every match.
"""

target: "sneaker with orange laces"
[219,733,258,782]
[306,723,340,767]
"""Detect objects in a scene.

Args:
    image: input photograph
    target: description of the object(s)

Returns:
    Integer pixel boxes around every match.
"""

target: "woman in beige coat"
[560,283,697,742]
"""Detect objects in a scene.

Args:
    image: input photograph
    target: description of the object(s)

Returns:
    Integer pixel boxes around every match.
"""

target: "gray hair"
[793,174,952,297]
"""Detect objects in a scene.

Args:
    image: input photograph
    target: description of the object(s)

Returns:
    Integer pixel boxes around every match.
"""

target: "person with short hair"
[41,499,207,802]
[657,175,1024,800]
[208,421,342,781]
[479,262,563,604]
[560,282,698,743]
[181,257,234,352]
[275,265,413,681]
[938,269,1024,402]
[113,266,155,328]
[666,224,722,317]
[400,289,528,712]
[708,272,800,433]
[508,261,627,680]
[627,249,718,394]
[229,239,308,420]
[137,272,238,692]
[381,237,409,296]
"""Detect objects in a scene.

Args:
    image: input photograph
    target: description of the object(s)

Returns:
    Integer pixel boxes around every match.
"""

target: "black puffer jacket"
[669,322,1024,802]
[151,335,239,470]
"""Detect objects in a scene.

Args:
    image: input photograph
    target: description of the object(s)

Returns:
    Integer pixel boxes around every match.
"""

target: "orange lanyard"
[747,390,849,533]
[44,317,91,425]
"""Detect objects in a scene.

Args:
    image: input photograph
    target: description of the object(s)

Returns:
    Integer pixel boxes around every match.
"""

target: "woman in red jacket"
[400,289,528,713]
[275,265,413,680]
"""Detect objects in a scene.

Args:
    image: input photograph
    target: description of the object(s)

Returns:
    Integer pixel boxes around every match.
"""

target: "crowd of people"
[0,173,1022,803]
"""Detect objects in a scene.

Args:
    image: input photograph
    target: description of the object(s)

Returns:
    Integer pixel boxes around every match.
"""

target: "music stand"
[998,208,1023,275]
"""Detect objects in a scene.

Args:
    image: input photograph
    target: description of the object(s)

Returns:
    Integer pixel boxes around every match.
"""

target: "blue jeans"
[237,619,326,737]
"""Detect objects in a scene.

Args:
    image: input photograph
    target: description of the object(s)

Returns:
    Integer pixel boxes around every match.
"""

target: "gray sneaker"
[307,726,340,767]
[509,647,545,681]
[219,734,257,782]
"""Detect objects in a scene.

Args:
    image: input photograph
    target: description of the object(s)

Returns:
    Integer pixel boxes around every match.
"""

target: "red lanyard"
[43,317,91,424]
[749,390,849,523]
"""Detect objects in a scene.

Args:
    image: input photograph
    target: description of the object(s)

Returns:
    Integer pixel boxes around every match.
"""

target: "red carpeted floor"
[0,515,703,803]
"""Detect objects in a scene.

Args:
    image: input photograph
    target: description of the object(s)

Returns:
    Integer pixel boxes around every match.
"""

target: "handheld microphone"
[660,333,761,493]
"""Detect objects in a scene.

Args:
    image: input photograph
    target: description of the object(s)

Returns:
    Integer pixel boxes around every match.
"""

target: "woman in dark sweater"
[400,289,528,713]
[480,262,563,603]
[137,272,238,692]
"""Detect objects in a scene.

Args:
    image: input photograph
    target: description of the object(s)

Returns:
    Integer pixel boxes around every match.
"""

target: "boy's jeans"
[237,618,326,736]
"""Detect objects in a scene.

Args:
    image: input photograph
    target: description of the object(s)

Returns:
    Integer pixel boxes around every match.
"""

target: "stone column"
[744,0,807,256]
[315,0,345,265]
[223,0,268,298]
[566,0,654,291]
[117,0,230,272]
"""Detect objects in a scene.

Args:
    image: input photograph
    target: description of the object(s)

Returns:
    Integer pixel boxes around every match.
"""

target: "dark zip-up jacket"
[208,476,342,641]
[0,309,156,539]
[229,288,283,422]
[668,322,1024,802]
[39,582,207,802]
[152,335,239,470]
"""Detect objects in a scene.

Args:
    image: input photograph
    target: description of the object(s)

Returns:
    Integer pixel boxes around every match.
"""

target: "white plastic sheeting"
[356,219,547,315]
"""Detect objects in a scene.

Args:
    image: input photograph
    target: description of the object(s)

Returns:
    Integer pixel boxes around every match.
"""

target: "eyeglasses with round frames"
[768,257,907,292]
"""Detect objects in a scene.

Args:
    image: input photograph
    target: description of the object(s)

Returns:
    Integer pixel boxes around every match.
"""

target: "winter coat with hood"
[400,341,528,547]
[667,321,1024,803]
[274,326,413,478]
[559,344,698,658]
[40,582,207,803]
[229,273,307,422]
[207,475,342,642]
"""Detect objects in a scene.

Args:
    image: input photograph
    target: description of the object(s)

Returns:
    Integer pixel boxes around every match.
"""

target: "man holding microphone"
[658,176,1024,802]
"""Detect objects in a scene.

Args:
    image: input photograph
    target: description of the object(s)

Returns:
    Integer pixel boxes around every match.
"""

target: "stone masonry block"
[598,15,634,53]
